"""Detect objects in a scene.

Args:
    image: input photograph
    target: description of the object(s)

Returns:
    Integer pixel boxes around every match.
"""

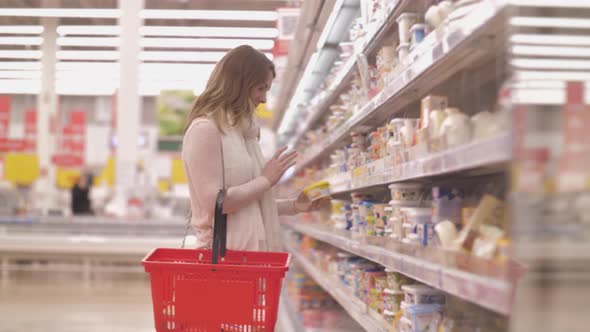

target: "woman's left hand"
[294,192,331,213]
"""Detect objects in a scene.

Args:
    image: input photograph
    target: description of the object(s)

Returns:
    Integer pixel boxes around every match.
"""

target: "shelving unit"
[284,241,392,332]
[284,221,523,315]
[289,0,509,177]
[328,133,510,195]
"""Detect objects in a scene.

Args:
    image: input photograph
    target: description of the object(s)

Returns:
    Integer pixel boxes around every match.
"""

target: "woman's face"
[250,70,273,107]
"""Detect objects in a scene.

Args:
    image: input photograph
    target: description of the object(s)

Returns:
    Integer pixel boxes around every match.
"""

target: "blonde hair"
[184,45,275,133]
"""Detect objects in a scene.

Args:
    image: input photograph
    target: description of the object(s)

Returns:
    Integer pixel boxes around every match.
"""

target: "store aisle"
[0,270,154,332]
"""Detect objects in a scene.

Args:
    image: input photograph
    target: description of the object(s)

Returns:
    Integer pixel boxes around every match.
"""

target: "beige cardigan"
[182,118,296,251]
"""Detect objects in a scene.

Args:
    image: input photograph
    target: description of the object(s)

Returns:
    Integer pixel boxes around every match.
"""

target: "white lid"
[384,288,404,295]
[396,12,418,22]
[410,23,428,32]
[402,284,443,295]
[400,207,432,216]
[383,309,397,316]
[397,43,411,51]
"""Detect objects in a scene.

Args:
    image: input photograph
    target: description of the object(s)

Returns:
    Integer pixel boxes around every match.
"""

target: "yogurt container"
[410,23,428,47]
[303,181,330,200]
[389,183,424,202]
[383,288,405,312]
[402,285,446,305]
[396,13,418,43]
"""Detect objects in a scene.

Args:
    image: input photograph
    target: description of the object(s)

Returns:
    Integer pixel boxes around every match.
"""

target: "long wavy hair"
[184,45,275,133]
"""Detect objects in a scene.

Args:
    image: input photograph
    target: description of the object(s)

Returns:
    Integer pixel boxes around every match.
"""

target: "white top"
[182,118,296,251]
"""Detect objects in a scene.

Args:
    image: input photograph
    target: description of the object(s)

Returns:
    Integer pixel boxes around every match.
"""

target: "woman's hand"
[261,147,298,186]
[294,191,331,213]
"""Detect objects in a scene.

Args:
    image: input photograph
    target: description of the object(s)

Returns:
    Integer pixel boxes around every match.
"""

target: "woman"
[182,45,325,251]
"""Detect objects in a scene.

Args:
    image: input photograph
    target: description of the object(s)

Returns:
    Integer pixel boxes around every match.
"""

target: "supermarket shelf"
[284,242,392,332]
[292,0,509,176]
[328,133,511,195]
[279,289,306,332]
[289,0,408,148]
[284,221,525,315]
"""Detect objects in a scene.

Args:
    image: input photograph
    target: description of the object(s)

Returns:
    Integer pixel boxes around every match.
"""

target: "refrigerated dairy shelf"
[327,133,510,195]
[291,0,408,148]
[284,221,525,315]
[284,241,392,332]
[291,0,509,176]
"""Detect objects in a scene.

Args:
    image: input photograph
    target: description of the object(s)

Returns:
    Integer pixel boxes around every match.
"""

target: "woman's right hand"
[262,147,298,186]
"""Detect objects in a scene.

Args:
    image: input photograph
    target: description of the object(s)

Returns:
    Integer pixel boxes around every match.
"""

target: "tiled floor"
[0,270,155,332]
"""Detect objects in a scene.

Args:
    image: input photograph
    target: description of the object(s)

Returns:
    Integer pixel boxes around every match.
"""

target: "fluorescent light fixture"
[0,8,121,18]
[511,45,590,57]
[511,0,590,8]
[516,70,590,81]
[0,62,42,70]
[0,37,42,45]
[140,26,279,38]
[0,25,43,34]
[56,61,118,71]
[510,17,590,29]
[139,51,273,62]
[56,50,119,60]
[57,37,120,47]
[140,9,278,21]
[511,34,590,46]
[0,50,42,59]
[57,25,121,36]
[0,70,41,79]
[140,38,274,50]
[317,0,345,49]
[511,58,590,70]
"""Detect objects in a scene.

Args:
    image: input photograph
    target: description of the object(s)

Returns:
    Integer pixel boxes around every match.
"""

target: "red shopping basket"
[142,190,291,331]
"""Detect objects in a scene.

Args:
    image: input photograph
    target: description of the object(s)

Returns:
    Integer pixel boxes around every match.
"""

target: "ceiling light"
[0,70,41,79]
[57,25,121,36]
[139,51,273,62]
[0,8,121,18]
[0,62,42,70]
[511,58,590,70]
[56,50,119,60]
[140,38,274,50]
[57,37,120,47]
[511,45,590,57]
[0,50,42,59]
[0,37,43,45]
[511,34,590,46]
[510,16,590,29]
[139,26,279,38]
[0,25,43,34]
[140,9,278,21]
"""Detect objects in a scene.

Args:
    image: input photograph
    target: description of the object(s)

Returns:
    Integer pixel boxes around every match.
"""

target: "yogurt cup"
[396,13,418,44]
[410,23,428,47]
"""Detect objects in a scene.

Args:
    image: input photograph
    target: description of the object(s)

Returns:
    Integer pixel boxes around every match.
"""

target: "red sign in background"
[52,110,86,168]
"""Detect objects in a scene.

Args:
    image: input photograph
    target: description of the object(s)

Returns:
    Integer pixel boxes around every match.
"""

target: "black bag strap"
[211,189,227,264]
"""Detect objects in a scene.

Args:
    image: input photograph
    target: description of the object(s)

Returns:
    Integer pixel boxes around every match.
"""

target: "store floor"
[0,270,154,332]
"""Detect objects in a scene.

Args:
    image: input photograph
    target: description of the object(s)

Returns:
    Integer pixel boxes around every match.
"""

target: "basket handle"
[211,189,227,264]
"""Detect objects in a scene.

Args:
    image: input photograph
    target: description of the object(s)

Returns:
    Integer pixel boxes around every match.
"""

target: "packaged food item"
[384,288,405,312]
[396,13,418,43]
[410,23,428,47]
[439,108,472,148]
[402,285,446,305]
[389,183,424,201]
[402,302,445,332]
[397,42,411,65]
[432,186,464,227]
[434,220,458,248]
[383,309,397,324]
[385,269,412,290]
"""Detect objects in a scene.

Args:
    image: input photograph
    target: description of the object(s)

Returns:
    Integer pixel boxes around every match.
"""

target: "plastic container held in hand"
[402,284,446,305]
[303,181,330,200]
